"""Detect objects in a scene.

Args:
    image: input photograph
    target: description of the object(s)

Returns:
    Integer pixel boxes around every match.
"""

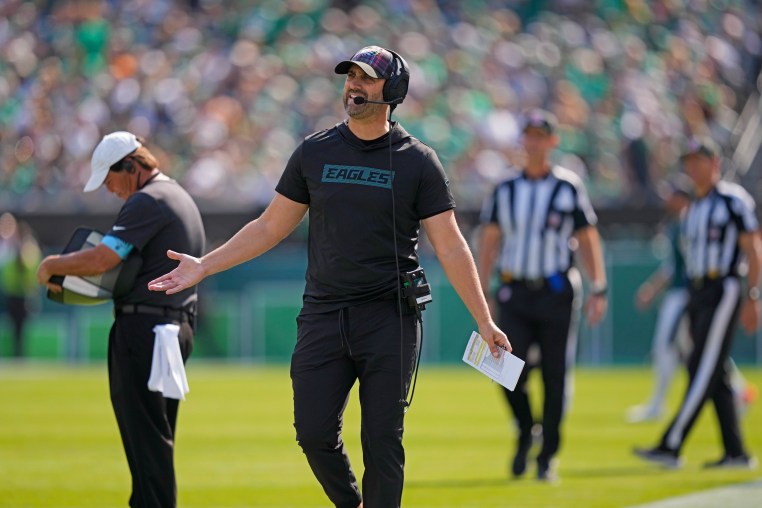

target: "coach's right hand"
[148,250,205,295]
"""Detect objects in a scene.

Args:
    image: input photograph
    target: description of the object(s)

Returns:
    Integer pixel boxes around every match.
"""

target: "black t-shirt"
[107,175,206,309]
[276,121,455,313]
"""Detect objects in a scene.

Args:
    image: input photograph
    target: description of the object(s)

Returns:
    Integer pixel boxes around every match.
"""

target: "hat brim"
[83,166,109,192]
[334,60,381,78]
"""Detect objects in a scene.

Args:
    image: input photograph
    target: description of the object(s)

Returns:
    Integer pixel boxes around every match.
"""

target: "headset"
[110,157,136,174]
[382,49,410,106]
[375,47,424,412]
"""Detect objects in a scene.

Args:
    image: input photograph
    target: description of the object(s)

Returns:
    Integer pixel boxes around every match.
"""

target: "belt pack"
[401,268,432,312]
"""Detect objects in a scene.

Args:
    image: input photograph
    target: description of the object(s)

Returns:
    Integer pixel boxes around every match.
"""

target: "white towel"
[147,324,190,400]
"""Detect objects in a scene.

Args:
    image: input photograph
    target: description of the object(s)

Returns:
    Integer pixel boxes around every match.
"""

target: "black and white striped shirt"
[480,166,597,279]
[681,181,758,279]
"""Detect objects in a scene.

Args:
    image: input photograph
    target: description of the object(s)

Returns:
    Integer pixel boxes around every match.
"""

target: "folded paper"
[462,331,525,391]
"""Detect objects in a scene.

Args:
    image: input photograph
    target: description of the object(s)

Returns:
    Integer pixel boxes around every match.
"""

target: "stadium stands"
[1,0,760,216]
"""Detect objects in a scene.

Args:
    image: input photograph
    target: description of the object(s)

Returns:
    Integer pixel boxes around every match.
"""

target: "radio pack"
[401,267,432,313]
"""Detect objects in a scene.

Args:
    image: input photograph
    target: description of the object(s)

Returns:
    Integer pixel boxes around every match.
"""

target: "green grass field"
[1,363,761,508]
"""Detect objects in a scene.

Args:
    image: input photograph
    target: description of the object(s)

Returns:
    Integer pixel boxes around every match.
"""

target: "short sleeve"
[101,234,134,260]
[571,180,597,230]
[415,150,455,220]
[275,144,310,205]
[729,190,758,233]
[108,193,170,250]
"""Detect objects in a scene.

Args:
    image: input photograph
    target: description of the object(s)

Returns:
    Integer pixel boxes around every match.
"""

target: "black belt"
[501,272,549,290]
[513,278,546,290]
[690,273,726,289]
[115,304,192,321]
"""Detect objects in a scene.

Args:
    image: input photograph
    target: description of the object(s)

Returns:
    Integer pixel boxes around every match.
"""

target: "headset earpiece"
[122,159,135,174]
[382,49,410,105]
[110,158,135,174]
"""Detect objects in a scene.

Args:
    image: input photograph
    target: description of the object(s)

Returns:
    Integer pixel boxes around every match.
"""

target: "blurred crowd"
[1,0,761,214]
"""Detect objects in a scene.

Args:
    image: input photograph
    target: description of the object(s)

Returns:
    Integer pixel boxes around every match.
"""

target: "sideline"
[628,480,762,508]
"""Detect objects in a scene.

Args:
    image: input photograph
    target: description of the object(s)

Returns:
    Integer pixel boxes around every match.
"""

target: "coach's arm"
[423,209,510,357]
[37,244,122,293]
[148,193,308,295]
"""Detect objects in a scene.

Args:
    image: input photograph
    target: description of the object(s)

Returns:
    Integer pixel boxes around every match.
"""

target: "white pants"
[647,288,689,411]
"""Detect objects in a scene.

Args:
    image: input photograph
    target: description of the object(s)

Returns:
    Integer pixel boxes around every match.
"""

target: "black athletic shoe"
[511,433,533,477]
[703,454,758,469]
[633,447,682,469]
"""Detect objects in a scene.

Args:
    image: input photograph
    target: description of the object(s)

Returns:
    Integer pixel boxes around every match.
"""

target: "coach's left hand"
[478,320,511,358]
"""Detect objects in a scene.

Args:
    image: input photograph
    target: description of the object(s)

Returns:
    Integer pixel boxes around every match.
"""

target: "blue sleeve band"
[101,235,134,260]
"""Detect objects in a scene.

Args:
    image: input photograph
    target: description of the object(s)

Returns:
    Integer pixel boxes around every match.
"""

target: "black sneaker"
[511,433,532,477]
[703,454,758,469]
[633,447,682,469]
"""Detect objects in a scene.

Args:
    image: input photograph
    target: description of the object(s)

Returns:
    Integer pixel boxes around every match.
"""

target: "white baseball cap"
[85,131,142,192]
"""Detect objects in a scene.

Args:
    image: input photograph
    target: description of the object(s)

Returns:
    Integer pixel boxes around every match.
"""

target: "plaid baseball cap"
[680,135,720,159]
[335,46,394,79]
[522,109,557,134]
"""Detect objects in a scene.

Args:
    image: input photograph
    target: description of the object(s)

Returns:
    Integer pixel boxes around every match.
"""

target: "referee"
[635,137,760,469]
[478,109,608,482]
[627,179,692,423]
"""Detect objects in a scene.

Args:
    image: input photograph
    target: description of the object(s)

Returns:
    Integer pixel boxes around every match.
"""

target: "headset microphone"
[352,96,403,105]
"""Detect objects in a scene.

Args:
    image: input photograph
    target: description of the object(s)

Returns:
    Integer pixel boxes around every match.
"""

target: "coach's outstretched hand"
[148,250,205,295]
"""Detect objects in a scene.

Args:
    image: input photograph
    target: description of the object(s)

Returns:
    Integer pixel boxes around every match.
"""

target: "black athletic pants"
[496,277,577,466]
[108,313,194,508]
[291,298,420,508]
[658,277,747,457]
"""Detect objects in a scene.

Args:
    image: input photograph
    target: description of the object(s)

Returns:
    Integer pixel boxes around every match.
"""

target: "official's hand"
[586,294,607,326]
[635,283,655,311]
[36,256,62,293]
[147,250,205,295]
[478,320,511,358]
[740,298,760,334]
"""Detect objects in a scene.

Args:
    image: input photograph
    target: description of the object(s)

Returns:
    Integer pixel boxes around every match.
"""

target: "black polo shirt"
[276,121,455,313]
[107,176,206,309]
